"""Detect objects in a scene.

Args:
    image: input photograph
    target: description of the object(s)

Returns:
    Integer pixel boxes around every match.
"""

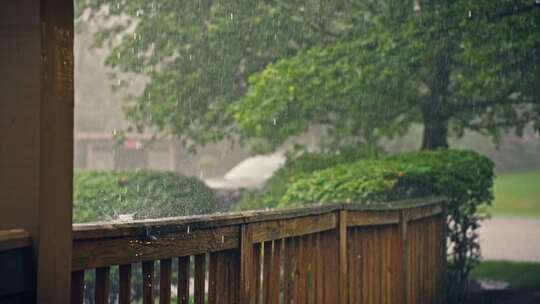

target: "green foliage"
[492,170,540,218]
[234,146,375,211]
[280,149,495,302]
[280,150,493,207]
[76,0,365,149]
[471,260,540,291]
[232,1,540,150]
[78,1,539,151]
[73,170,218,223]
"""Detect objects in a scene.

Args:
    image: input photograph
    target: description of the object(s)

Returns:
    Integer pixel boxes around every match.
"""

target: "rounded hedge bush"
[280,150,493,207]
[279,149,494,301]
[74,170,218,223]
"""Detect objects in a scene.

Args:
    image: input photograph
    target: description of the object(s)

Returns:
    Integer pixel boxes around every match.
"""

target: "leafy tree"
[233,1,540,150]
[77,0,540,151]
[76,0,365,149]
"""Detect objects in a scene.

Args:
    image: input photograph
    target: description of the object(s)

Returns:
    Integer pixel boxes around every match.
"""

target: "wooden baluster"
[208,252,218,304]
[194,254,206,304]
[71,270,85,304]
[160,259,172,304]
[178,256,190,304]
[253,243,262,304]
[268,240,282,304]
[240,224,254,304]
[283,238,294,304]
[119,264,132,304]
[142,261,154,304]
[297,237,306,304]
[95,267,110,304]
[315,234,324,304]
[262,242,272,304]
[227,250,241,304]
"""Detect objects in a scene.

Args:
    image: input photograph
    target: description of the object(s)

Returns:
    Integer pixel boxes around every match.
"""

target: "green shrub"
[74,170,218,223]
[234,147,373,211]
[280,149,494,302]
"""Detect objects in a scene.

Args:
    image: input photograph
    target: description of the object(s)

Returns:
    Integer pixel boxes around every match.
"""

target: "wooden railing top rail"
[0,229,31,252]
[73,196,445,240]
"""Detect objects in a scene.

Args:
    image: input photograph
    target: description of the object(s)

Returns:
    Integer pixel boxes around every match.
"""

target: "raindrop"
[468,10,472,19]
[187,226,190,234]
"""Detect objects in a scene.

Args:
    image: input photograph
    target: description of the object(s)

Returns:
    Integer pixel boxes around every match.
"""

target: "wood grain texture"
[0,229,32,252]
[253,243,262,304]
[283,238,294,304]
[240,224,254,304]
[338,210,348,304]
[119,264,131,304]
[177,256,190,304]
[251,213,336,243]
[73,197,444,240]
[347,210,399,227]
[142,261,154,304]
[68,200,446,304]
[95,267,110,304]
[70,270,84,304]
[160,258,172,304]
[194,254,206,304]
[262,242,272,304]
[73,226,238,271]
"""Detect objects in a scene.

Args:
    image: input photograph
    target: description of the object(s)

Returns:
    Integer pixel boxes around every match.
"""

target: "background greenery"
[491,171,540,218]
[472,261,540,291]
[74,170,218,223]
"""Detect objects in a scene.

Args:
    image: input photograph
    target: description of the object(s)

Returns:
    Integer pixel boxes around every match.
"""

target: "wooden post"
[39,1,74,303]
[439,202,448,304]
[240,224,254,304]
[400,210,410,304]
[338,210,348,304]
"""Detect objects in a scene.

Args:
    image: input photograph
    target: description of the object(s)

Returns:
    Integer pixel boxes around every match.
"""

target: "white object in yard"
[205,153,285,189]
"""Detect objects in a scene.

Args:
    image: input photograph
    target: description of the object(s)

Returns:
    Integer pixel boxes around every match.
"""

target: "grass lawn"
[490,171,540,218]
[472,261,540,291]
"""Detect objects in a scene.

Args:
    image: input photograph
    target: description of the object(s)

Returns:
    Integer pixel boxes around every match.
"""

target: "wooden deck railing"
[71,197,446,304]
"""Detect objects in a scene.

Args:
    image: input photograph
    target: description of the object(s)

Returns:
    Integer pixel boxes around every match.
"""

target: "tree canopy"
[77,0,540,151]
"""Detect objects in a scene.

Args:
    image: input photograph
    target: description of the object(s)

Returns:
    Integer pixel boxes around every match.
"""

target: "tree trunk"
[421,115,449,150]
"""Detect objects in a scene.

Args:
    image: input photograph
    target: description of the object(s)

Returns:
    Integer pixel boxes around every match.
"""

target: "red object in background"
[124,139,142,150]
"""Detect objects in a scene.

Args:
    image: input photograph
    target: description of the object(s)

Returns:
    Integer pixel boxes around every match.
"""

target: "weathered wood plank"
[119,264,132,304]
[347,210,399,227]
[400,210,409,304]
[72,226,238,271]
[95,267,110,304]
[283,238,294,304]
[73,197,445,240]
[314,234,323,304]
[240,225,254,304]
[70,270,84,304]
[253,243,262,304]
[208,252,217,304]
[347,229,357,304]
[268,239,282,304]
[228,250,240,304]
[339,210,348,304]
[262,242,272,304]
[251,213,336,243]
[296,237,306,304]
[194,254,206,304]
[407,203,443,222]
[322,231,339,303]
[177,256,190,304]
[160,258,172,304]
[142,261,154,304]
[0,229,31,252]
